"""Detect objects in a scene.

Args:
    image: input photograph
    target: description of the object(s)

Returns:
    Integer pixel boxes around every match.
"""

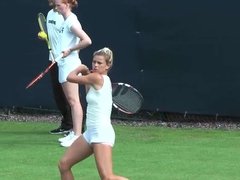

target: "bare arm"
[67,65,103,90]
[67,65,90,83]
[71,26,92,51]
[63,22,92,55]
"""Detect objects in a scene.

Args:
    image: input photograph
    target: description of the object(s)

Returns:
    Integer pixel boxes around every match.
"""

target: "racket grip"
[54,53,63,63]
[49,51,55,62]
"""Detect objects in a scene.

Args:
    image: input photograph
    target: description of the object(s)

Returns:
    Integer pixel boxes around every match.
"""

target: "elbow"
[67,75,72,82]
[88,38,92,46]
[66,76,70,82]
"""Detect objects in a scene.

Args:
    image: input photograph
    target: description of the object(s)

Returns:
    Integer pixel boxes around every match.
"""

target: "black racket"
[112,83,144,114]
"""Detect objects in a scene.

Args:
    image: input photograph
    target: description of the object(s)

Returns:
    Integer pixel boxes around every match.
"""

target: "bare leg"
[62,82,83,136]
[58,136,93,180]
[50,63,73,130]
[93,144,129,180]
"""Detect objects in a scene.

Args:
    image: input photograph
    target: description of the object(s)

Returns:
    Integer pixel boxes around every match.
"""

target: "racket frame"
[37,12,54,60]
[26,54,63,89]
[112,82,144,114]
[26,13,62,89]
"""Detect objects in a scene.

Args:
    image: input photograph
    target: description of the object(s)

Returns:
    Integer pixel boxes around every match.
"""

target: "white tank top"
[86,75,112,127]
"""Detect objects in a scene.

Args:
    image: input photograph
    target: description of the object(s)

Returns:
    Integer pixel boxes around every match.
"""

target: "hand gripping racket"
[112,83,144,114]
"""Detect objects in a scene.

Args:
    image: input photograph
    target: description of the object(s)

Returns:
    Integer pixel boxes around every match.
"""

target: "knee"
[67,97,80,107]
[58,158,70,173]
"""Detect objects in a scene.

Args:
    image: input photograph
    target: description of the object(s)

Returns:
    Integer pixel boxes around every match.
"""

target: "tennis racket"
[38,12,54,61]
[112,83,144,114]
[25,54,63,89]
[26,13,61,89]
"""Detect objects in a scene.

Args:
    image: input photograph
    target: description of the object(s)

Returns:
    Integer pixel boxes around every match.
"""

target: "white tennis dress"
[83,75,115,147]
[57,13,82,83]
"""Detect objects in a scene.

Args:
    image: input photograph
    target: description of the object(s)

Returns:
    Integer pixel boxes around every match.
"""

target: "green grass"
[1,121,240,180]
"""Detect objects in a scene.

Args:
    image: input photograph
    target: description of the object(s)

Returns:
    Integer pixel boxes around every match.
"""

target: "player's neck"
[63,10,72,20]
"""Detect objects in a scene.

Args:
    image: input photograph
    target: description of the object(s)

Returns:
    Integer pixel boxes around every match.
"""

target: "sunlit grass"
[1,121,240,180]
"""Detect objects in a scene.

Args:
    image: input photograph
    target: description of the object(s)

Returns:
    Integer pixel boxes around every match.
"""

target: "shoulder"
[70,13,78,19]
[47,10,63,21]
[68,13,81,27]
[67,13,78,22]
[88,73,104,90]
[47,9,54,17]
[88,72,103,82]
[103,75,111,85]
[103,75,110,81]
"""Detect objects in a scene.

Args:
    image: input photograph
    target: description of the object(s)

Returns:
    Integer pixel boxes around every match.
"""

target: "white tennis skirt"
[58,57,81,83]
[83,125,115,147]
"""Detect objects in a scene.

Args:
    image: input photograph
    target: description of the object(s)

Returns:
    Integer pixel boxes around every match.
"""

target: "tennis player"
[46,0,73,135]
[54,0,92,147]
[58,47,128,180]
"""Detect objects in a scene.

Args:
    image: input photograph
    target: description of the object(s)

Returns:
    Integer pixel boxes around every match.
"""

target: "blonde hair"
[93,47,113,69]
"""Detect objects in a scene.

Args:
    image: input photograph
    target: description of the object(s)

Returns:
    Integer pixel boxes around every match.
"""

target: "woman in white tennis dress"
[58,47,128,180]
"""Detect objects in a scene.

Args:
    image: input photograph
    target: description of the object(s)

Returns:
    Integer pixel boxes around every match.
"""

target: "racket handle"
[54,53,63,63]
[49,51,55,62]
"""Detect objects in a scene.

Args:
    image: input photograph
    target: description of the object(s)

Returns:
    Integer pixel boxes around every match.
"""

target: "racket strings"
[113,99,141,113]
[112,86,143,113]
[38,13,48,34]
